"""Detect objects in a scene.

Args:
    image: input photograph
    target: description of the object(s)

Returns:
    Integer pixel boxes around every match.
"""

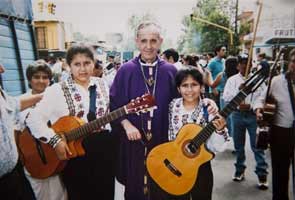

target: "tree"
[178,0,240,55]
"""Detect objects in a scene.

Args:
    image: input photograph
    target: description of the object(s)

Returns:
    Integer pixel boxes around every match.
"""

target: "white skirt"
[25,168,68,200]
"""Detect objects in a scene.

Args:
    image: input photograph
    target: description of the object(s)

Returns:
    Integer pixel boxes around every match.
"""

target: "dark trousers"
[149,161,213,200]
[270,125,294,200]
[0,161,36,200]
[62,131,117,200]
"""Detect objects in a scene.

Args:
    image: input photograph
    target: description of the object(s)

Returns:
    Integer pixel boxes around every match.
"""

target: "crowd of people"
[0,21,294,200]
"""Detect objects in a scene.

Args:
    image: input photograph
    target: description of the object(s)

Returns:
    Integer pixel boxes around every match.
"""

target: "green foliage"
[199,12,230,52]
[178,0,240,55]
[239,22,251,35]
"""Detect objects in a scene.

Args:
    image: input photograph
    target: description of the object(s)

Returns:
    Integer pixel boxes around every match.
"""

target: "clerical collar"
[139,57,158,67]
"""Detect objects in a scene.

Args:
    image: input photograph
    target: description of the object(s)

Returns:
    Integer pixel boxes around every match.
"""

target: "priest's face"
[136,25,163,63]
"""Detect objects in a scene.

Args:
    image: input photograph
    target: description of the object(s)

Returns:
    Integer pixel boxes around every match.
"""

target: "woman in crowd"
[26,44,116,200]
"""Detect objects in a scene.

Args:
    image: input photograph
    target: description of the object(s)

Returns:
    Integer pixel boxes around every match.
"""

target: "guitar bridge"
[163,159,182,177]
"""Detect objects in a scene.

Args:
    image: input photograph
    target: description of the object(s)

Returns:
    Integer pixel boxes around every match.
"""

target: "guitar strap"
[87,85,97,122]
[202,105,209,123]
[287,76,295,200]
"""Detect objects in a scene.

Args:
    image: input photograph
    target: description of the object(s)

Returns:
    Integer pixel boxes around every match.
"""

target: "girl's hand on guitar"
[203,98,218,115]
[54,140,72,160]
[121,119,141,141]
[212,114,226,132]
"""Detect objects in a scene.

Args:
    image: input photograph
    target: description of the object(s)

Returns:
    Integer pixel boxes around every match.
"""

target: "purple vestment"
[110,56,177,200]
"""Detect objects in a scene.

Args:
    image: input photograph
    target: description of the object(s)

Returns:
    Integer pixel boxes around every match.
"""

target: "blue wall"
[0,17,37,96]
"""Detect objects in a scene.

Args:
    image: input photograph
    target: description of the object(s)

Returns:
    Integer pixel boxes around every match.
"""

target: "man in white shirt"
[254,49,295,200]
[223,54,269,190]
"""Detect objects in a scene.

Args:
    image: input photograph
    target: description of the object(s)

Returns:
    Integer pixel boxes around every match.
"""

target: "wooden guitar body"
[17,116,85,179]
[17,94,156,179]
[147,124,214,195]
[147,67,270,195]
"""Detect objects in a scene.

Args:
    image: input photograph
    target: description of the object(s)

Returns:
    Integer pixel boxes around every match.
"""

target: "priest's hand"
[121,119,142,141]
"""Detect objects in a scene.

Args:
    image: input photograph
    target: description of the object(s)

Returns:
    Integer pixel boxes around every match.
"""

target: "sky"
[34,0,259,45]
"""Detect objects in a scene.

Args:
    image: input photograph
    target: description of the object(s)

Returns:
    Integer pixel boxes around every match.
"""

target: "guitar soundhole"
[182,140,200,158]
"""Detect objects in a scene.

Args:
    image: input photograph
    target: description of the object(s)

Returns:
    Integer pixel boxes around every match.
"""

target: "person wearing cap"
[223,54,269,190]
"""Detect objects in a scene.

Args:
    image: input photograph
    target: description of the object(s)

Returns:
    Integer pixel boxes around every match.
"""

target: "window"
[36,27,47,49]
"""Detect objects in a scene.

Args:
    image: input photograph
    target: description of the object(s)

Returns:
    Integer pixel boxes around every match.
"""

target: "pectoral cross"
[146,131,152,141]
[146,77,154,87]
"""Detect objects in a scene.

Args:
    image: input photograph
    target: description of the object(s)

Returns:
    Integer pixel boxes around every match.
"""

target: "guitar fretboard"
[191,65,269,147]
[65,107,126,141]
[192,91,247,146]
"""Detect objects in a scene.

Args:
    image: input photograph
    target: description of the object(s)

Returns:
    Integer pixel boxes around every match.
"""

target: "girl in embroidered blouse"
[168,68,228,200]
[27,44,116,200]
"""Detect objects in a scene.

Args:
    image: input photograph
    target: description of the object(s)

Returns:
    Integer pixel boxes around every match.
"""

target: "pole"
[245,0,263,79]
[235,0,239,35]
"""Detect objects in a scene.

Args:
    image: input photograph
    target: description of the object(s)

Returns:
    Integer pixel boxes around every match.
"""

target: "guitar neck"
[66,107,126,142]
[191,65,270,146]
[192,90,248,146]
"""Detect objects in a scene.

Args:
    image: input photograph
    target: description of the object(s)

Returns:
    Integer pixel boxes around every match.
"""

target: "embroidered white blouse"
[26,77,110,144]
[168,98,228,153]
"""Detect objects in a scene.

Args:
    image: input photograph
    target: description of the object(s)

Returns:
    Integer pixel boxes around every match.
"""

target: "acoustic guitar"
[17,94,155,179]
[147,66,270,195]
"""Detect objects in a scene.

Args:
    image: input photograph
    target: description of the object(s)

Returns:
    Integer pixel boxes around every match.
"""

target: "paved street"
[213,137,293,200]
[115,136,294,200]
[212,138,272,200]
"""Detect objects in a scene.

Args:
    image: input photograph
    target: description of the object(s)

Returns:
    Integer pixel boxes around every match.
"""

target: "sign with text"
[274,29,295,38]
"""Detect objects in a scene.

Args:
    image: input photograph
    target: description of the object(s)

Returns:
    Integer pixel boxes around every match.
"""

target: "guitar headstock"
[126,94,156,114]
